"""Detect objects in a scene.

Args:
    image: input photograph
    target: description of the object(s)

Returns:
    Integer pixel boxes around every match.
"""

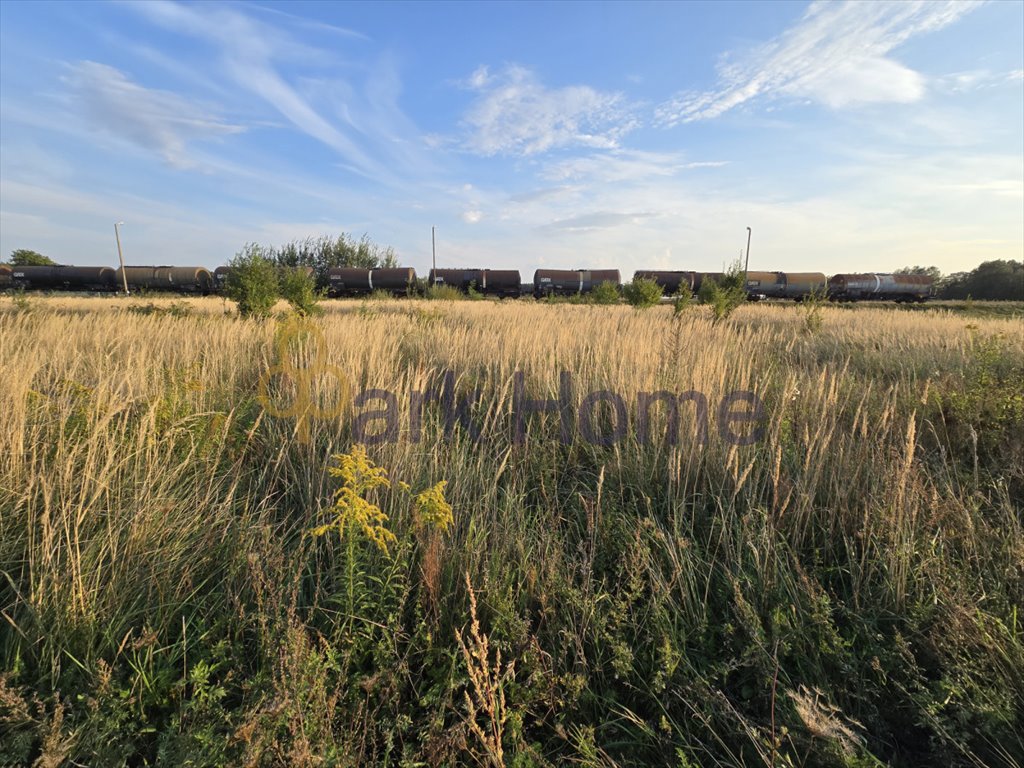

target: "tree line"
[896,260,1023,300]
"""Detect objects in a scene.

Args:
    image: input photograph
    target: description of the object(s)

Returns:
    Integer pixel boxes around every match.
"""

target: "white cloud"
[461,209,483,223]
[542,149,728,183]
[64,61,243,168]
[539,210,657,233]
[657,0,983,125]
[461,65,636,156]
[935,68,1024,93]
[126,0,423,181]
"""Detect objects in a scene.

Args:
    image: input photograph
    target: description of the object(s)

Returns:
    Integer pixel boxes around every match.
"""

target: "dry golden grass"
[1,294,1022,766]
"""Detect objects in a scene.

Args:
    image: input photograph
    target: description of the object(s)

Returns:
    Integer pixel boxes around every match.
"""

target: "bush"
[800,289,826,334]
[698,262,747,323]
[279,267,323,317]
[673,291,692,316]
[590,280,621,305]
[623,278,663,309]
[425,284,464,301]
[225,244,279,319]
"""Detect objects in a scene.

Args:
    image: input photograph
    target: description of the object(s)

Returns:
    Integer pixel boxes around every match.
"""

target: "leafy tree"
[940,260,1023,300]
[895,265,942,280]
[225,244,279,319]
[8,249,56,266]
[279,266,323,316]
[623,278,663,309]
[271,234,399,288]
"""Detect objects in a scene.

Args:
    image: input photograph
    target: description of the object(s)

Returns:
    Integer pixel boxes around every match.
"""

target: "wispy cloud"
[126,0,420,181]
[543,149,728,183]
[539,210,657,233]
[935,68,1024,94]
[460,64,637,156]
[657,0,983,125]
[64,61,243,168]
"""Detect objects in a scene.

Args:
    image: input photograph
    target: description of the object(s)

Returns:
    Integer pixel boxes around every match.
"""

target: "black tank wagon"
[429,268,521,297]
[115,266,214,294]
[10,265,118,291]
[328,267,417,297]
[633,270,695,295]
[533,269,621,298]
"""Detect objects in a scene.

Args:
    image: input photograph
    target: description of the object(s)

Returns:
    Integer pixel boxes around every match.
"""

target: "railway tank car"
[632,270,695,295]
[533,269,621,298]
[428,268,521,297]
[10,265,118,291]
[777,272,827,300]
[745,271,827,300]
[328,267,417,297]
[742,271,783,300]
[692,272,725,294]
[0,266,12,289]
[213,266,232,291]
[115,266,214,294]
[827,273,933,302]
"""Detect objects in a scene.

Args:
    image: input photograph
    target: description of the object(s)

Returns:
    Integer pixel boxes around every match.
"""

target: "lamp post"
[744,226,752,282]
[114,221,129,295]
[431,225,437,284]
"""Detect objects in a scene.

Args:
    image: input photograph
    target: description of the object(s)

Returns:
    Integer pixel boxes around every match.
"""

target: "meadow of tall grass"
[1,295,1022,767]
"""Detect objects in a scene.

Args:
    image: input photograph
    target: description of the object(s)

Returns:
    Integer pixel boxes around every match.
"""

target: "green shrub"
[698,262,747,323]
[623,278,663,308]
[279,266,323,316]
[672,291,692,316]
[225,244,279,319]
[590,280,621,305]
[425,284,464,301]
[800,289,826,334]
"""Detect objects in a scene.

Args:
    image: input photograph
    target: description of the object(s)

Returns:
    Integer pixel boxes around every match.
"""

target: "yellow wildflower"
[413,481,454,533]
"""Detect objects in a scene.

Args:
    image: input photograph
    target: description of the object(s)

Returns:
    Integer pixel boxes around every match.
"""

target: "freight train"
[1,263,935,302]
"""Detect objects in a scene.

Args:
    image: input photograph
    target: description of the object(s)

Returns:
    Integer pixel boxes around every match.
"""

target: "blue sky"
[1,0,1021,276]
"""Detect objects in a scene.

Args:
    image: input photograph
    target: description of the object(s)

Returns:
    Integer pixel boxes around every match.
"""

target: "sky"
[1,0,1022,277]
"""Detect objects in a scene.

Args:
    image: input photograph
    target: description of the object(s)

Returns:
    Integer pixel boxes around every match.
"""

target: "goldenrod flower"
[413,480,454,533]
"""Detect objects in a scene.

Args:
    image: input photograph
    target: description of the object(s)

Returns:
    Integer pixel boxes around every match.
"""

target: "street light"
[744,226,752,283]
[114,221,129,295]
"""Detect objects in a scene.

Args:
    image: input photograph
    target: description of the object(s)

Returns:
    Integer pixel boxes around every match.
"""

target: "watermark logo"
[258,318,350,443]
[258,319,764,447]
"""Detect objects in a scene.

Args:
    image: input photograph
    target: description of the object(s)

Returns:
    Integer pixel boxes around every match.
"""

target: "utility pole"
[431,225,437,283]
[114,221,130,295]
[744,226,752,282]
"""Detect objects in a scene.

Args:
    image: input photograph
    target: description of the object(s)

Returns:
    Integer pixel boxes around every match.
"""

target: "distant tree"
[270,234,399,288]
[225,244,279,319]
[895,265,942,281]
[9,249,56,266]
[941,260,1024,300]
